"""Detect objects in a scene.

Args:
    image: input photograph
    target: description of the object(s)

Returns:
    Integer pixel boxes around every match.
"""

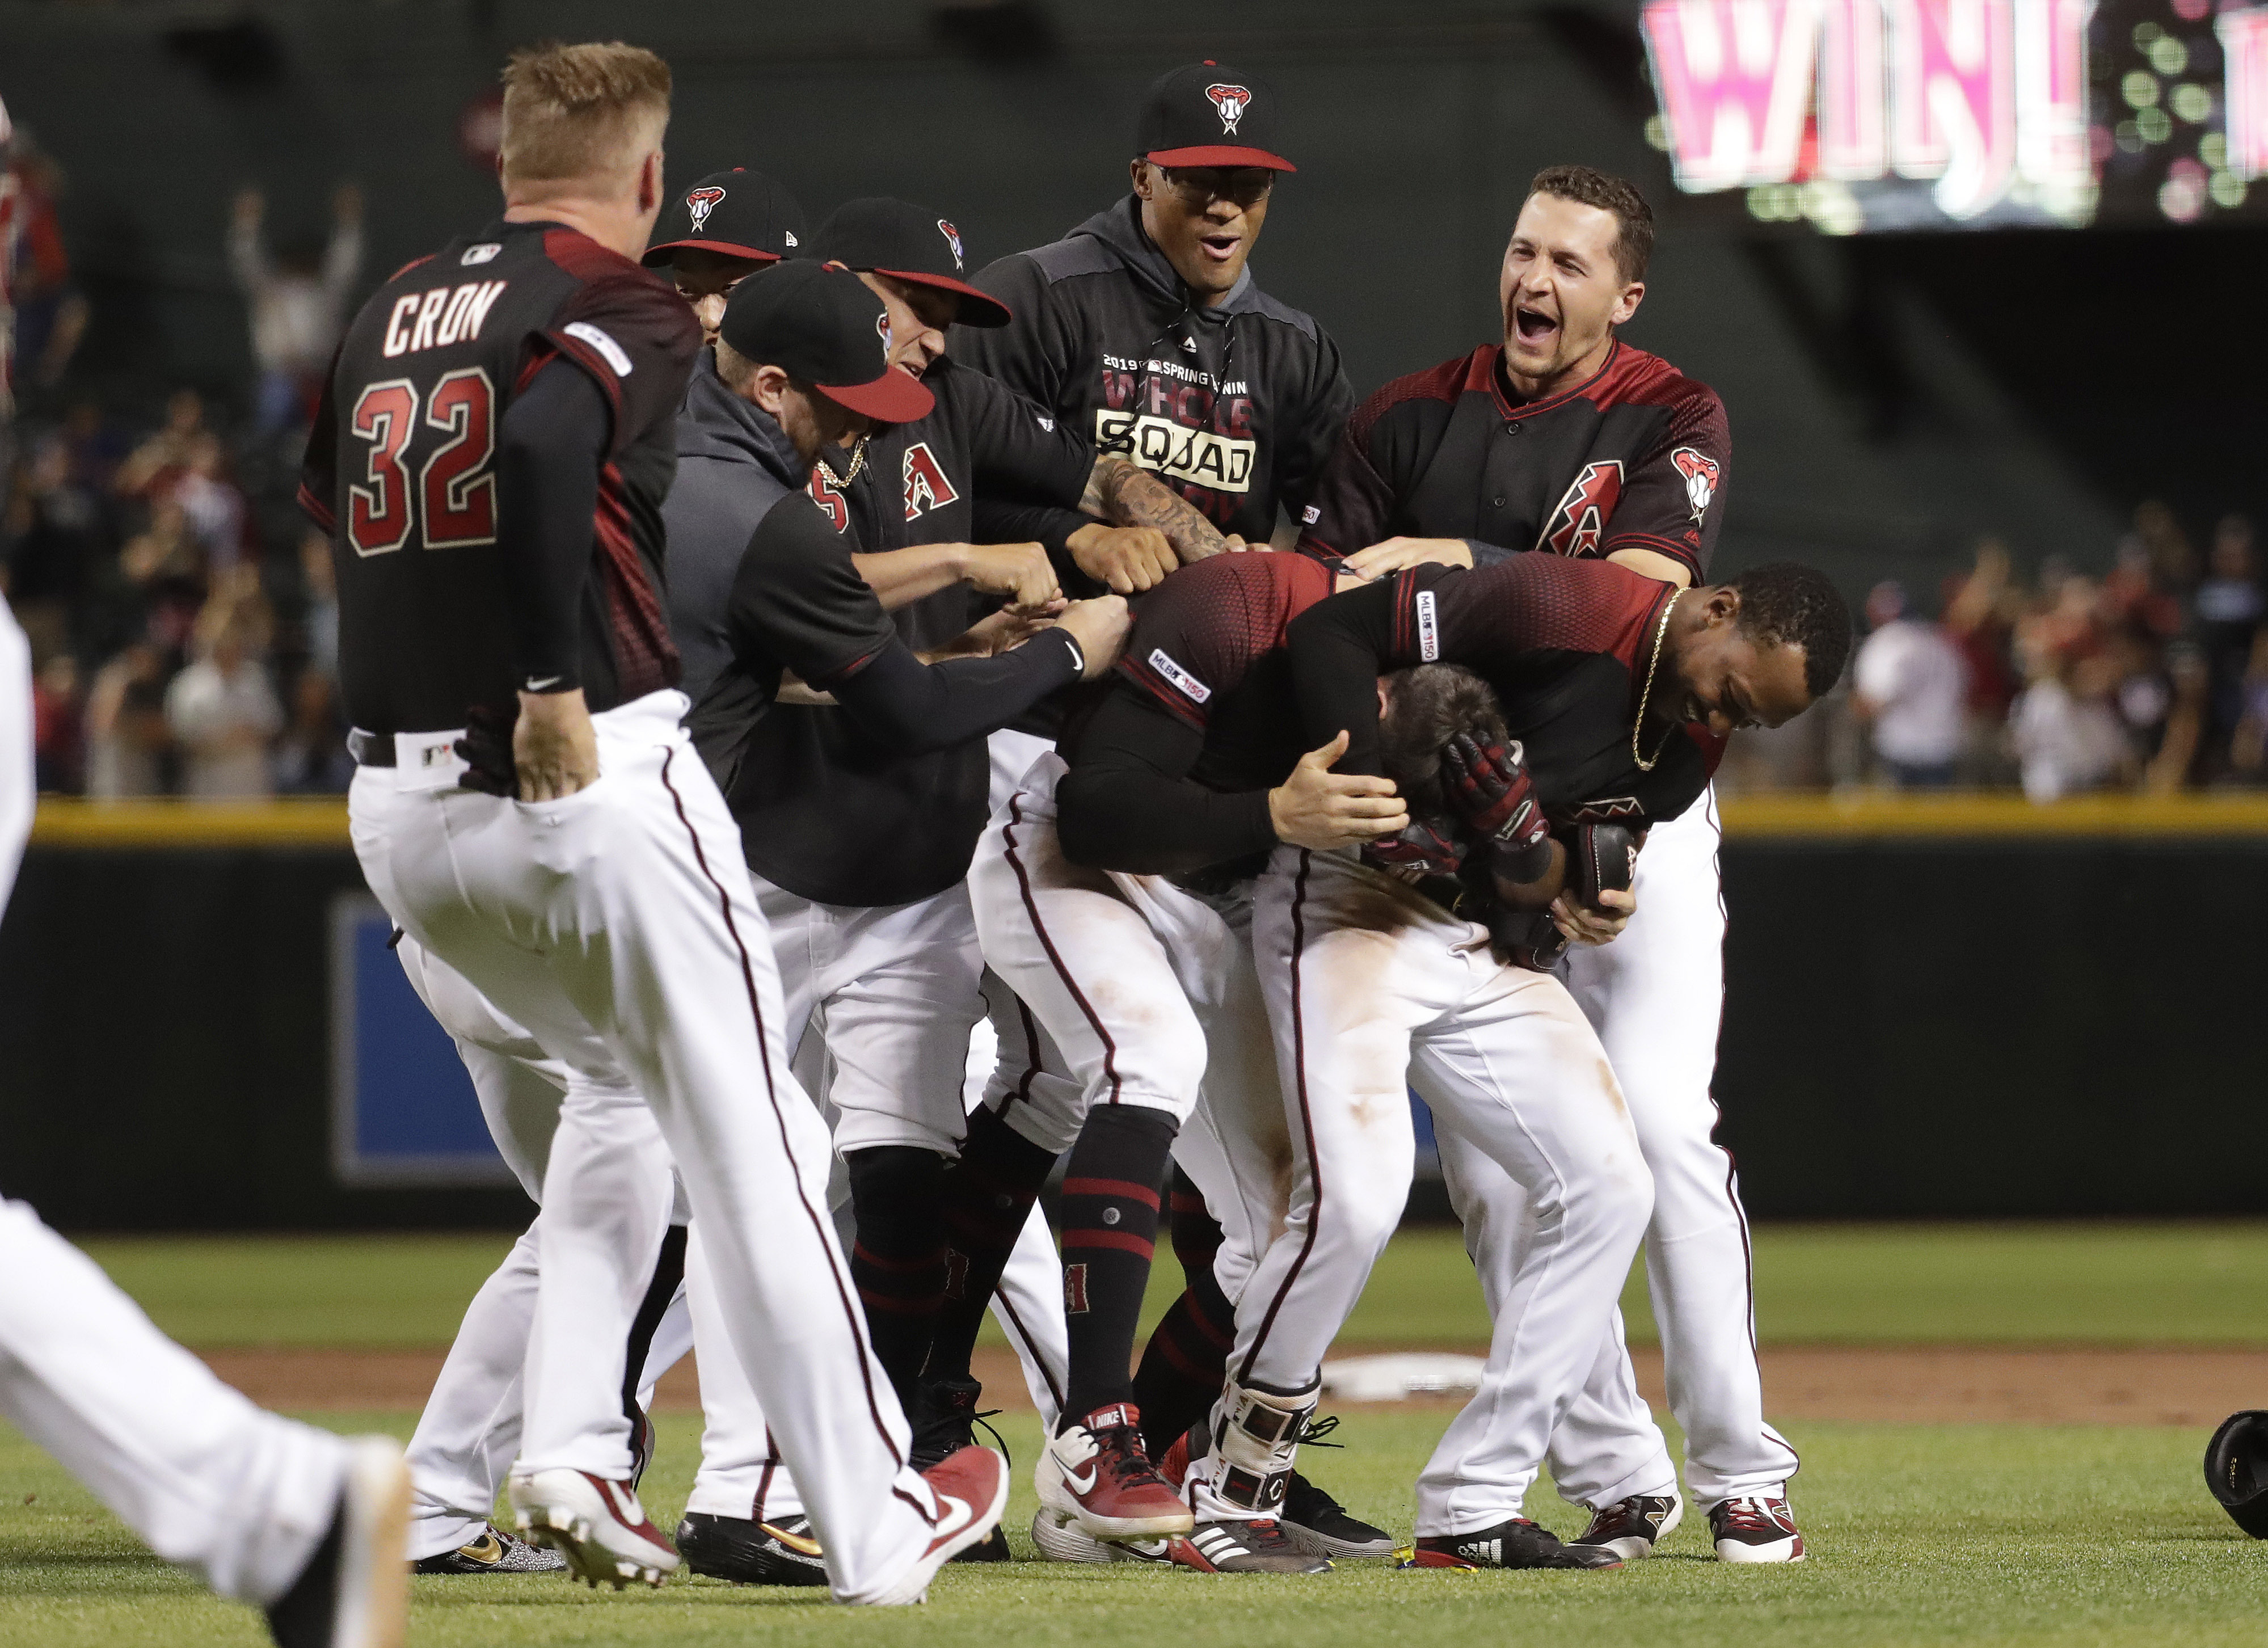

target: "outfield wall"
[1,796,2262,1229]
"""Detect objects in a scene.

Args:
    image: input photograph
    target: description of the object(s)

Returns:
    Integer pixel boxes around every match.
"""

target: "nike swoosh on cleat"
[1061,1464,1098,1494]
[762,1522,825,1557]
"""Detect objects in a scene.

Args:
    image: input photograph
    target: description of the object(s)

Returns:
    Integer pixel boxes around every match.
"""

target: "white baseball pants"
[349,689,942,1603]
[1237,845,1652,1535]
[967,755,1289,1298]
[1561,789,1798,1506]
[390,941,692,1561]
[0,606,345,1607]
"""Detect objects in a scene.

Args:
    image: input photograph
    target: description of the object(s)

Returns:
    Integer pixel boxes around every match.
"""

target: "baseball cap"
[812,198,1013,328]
[643,167,806,267]
[1136,62,1295,172]
[717,259,934,425]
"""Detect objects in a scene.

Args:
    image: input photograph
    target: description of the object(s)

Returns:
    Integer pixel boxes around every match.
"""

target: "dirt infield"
[196,1342,2268,1426]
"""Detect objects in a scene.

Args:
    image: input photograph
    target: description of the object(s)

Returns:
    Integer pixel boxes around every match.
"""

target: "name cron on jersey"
[381,280,510,358]
[1093,409,1255,494]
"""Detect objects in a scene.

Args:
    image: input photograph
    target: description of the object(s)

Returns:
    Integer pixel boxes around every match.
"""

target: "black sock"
[621,1223,689,1421]
[1131,1171,1234,1452]
[924,1104,1059,1385]
[1059,1105,1179,1424]
[845,1147,947,1413]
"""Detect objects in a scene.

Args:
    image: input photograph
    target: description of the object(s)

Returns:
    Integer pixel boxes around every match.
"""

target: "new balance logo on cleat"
[1708,1495,1805,1563]
[1569,1493,1683,1563]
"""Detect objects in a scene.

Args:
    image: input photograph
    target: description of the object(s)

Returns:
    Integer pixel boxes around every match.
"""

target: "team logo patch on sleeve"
[1539,460,1624,556]
[1672,448,1721,521]
[1148,648,1212,704]
[685,186,726,231]
[1416,589,1440,661]
[1206,83,1252,131]
[562,322,633,377]
[901,442,960,521]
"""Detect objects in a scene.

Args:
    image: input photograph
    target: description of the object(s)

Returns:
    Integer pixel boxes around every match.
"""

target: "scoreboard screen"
[1640,1,2268,231]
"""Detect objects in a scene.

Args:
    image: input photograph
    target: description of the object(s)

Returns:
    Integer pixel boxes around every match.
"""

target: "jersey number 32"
[347,368,498,556]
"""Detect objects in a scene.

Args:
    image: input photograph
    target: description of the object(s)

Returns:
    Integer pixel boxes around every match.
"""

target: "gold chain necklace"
[1630,591,1680,773]
[818,435,870,488]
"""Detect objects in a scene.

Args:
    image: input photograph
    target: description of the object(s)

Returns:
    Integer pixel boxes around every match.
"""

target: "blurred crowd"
[1,130,361,800]
[5,123,2264,805]
[1725,506,2268,800]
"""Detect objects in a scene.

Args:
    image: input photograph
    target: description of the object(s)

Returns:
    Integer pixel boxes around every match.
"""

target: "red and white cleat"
[1708,1494,1806,1563]
[866,1444,1011,1605]
[507,1468,678,1589]
[1035,1403,1194,1541]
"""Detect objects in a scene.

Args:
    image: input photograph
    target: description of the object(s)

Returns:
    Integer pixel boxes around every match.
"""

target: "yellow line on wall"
[27,791,2268,848]
[1718,791,2268,838]
[31,799,352,847]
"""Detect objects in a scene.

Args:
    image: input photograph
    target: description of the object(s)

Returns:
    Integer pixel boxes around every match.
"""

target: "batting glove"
[1444,732,1552,882]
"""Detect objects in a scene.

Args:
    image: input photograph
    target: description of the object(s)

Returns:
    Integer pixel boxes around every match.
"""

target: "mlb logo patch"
[1149,648,1212,704]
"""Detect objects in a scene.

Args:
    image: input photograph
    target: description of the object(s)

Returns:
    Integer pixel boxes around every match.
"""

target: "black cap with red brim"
[812,197,1012,328]
[1137,62,1295,172]
[642,167,807,267]
[717,260,934,425]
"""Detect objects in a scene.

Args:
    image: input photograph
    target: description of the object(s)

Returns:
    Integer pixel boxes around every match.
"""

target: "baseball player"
[955,549,1411,1569]
[1288,162,1812,1562]
[302,43,1004,1601]
[386,165,813,1580]
[654,257,1129,1578]
[1200,553,1850,1570]
[930,64,1387,1553]
[706,198,1219,1450]
[644,165,805,350]
[0,606,410,1646]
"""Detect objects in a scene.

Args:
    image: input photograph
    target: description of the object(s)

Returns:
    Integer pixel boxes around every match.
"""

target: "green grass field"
[4,1223,2267,1645]
[68,1220,2268,1349]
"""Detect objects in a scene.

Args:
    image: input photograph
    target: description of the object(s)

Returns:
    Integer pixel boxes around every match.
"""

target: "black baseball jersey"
[1056,551,1337,878]
[1296,341,1729,583]
[1292,554,1725,831]
[803,355,1094,650]
[301,218,698,734]
[732,356,1095,906]
[955,197,1353,546]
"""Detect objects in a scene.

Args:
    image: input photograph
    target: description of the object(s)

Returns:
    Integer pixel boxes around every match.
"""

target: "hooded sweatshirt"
[662,349,1084,906]
[955,196,1353,550]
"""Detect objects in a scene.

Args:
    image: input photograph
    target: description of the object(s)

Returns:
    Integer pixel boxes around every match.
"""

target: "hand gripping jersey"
[1292,554,1724,832]
[301,218,699,734]
[1296,341,1729,583]
[955,198,1353,547]
[729,356,1095,907]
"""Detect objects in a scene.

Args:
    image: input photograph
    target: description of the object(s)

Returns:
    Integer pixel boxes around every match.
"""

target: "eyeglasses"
[1160,167,1275,209]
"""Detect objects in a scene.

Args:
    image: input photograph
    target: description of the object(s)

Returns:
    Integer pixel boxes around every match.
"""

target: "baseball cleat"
[1402,1517,1624,1571]
[265,1435,411,1648]
[866,1444,1010,1605]
[675,1511,829,1587]
[411,1523,567,1575]
[1567,1493,1683,1562]
[1708,1494,1805,1563]
[1279,1471,1397,1559]
[1032,1506,1178,1565]
[909,1375,1010,1562]
[1036,1403,1193,1540]
[507,1468,678,1589]
[1175,1518,1335,1574]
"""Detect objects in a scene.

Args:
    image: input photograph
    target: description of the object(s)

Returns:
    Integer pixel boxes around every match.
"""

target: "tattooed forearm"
[1084,455,1230,564]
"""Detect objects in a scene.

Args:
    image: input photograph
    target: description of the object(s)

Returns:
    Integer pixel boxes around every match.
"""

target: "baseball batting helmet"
[2204,1411,2268,1537]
